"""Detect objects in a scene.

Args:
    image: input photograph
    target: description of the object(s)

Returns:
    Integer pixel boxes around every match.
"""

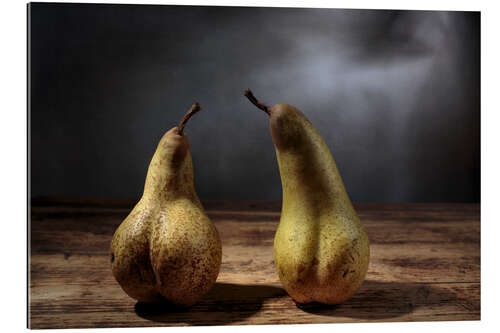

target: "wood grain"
[28,199,480,328]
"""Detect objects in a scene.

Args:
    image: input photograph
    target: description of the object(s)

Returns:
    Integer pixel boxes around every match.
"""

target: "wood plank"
[29,201,480,328]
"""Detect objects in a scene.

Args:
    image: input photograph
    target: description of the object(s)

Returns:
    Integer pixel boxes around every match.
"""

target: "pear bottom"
[111,201,222,307]
[274,217,370,305]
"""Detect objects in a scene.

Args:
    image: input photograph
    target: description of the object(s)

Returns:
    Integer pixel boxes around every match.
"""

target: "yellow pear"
[110,103,222,307]
[244,90,370,304]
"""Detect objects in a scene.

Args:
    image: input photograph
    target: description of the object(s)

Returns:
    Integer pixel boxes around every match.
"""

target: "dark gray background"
[29,3,480,202]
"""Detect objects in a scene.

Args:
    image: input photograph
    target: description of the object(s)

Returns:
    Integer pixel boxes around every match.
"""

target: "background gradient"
[29,3,480,202]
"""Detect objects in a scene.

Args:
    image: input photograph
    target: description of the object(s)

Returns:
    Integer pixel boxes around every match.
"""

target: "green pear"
[110,103,222,307]
[244,90,370,304]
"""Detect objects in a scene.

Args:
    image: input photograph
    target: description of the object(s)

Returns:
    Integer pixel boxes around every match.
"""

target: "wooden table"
[29,199,480,329]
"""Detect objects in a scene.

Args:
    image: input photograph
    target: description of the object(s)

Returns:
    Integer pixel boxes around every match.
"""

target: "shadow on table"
[135,282,287,325]
[297,280,471,320]
[135,280,478,324]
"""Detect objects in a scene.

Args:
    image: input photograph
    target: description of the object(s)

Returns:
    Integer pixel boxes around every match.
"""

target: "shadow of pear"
[135,282,287,325]
[296,280,477,320]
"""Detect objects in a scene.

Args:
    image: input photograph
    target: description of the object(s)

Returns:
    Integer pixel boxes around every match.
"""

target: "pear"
[110,103,222,307]
[244,90,370,304]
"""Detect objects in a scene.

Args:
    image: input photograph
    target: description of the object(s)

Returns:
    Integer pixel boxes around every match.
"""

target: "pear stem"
[244,89,270,115]
[177,102,201,135]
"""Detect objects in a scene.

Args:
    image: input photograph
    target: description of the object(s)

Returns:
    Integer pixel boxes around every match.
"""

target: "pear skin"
[110,104,222,307]
[244,90,370,304]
